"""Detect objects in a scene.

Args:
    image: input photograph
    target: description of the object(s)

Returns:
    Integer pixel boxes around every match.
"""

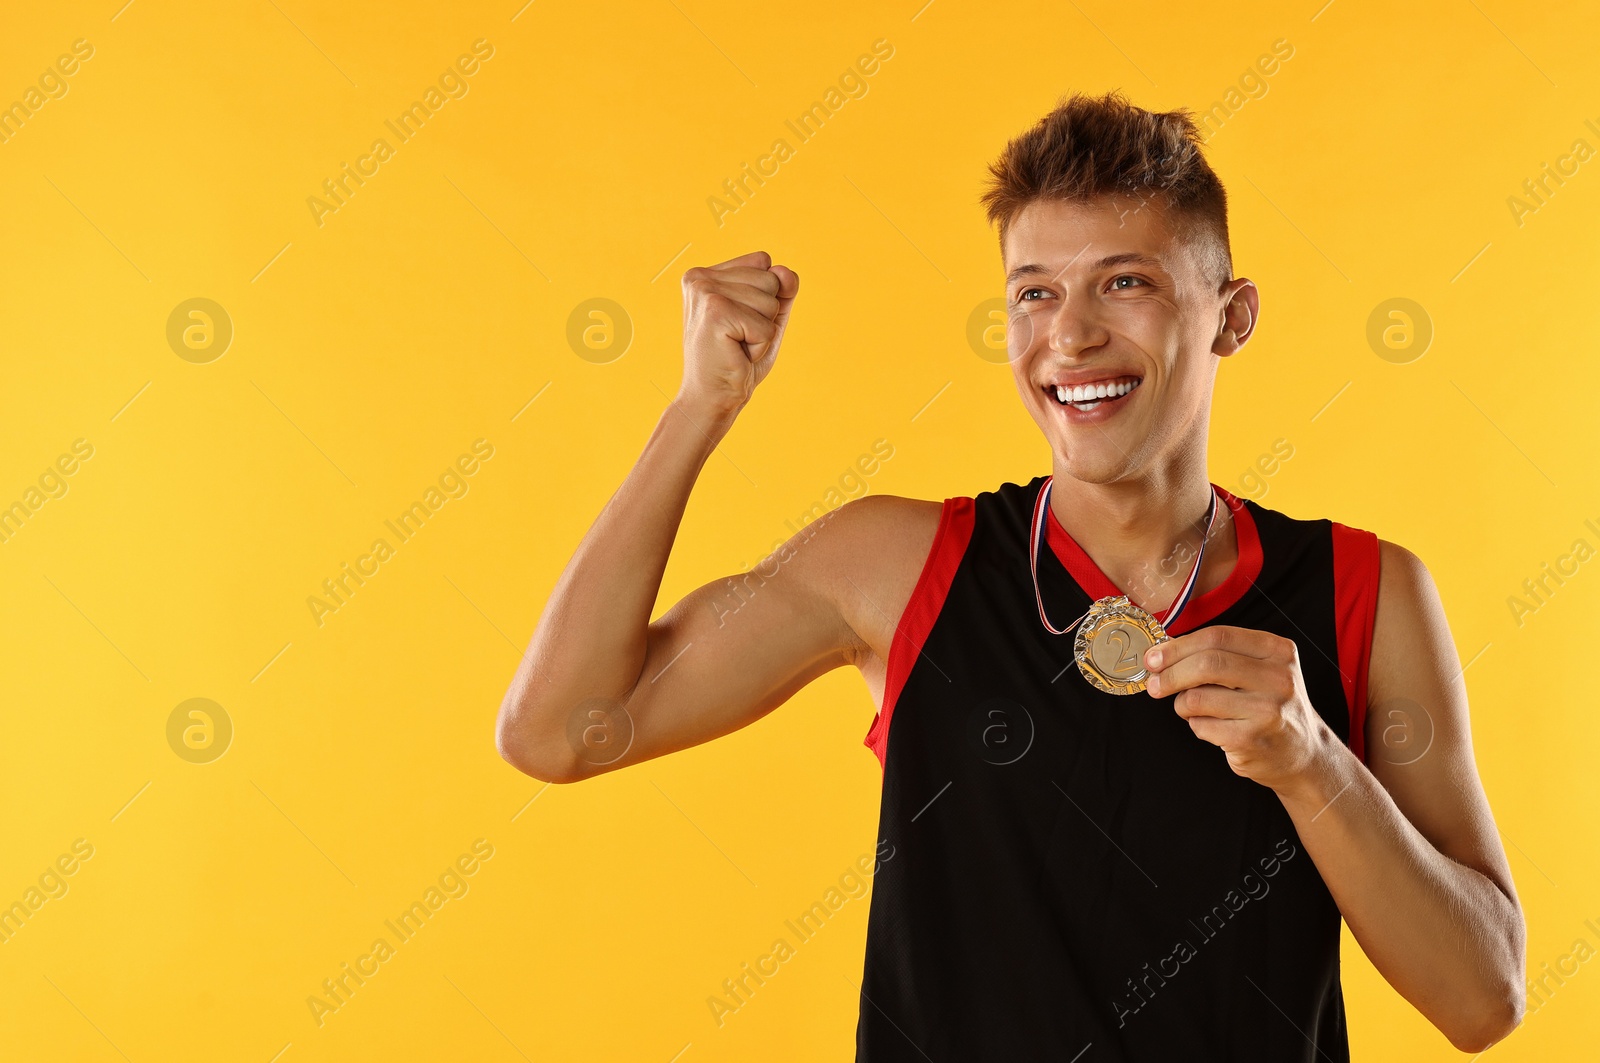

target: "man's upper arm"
[579,495,932,777]
[1363,539,1517,901]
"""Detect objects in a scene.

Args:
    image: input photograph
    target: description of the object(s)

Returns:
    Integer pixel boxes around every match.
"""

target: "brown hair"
[980,90,1233,289]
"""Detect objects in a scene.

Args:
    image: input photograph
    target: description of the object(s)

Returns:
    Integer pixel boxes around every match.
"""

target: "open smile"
[1042,375,1143,413]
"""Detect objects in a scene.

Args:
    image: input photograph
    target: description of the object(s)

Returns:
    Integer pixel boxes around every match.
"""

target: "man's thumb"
[769,265,800,332]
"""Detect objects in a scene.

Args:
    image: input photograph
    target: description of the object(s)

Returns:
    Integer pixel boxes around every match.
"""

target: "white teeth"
[1051,378,1139,406]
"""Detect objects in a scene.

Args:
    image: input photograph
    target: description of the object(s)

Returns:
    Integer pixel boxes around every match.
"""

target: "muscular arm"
[495,397,931,782]
[1272,540,1525,1051]
[495,249,935,782]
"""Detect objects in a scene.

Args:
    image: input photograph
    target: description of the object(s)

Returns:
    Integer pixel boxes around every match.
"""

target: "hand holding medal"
[1029,476,1217,695]
[1029,476,1331,789]
[1138,623,1330,792]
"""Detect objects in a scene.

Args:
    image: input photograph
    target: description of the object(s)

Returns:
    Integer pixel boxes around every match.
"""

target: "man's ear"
[1213,278,1259,357]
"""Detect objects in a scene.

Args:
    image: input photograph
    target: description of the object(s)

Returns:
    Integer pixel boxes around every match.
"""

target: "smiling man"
[495,91,1526,1060]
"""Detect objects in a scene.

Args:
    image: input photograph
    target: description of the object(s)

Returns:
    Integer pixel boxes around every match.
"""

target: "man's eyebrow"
[1005,252,1164,286]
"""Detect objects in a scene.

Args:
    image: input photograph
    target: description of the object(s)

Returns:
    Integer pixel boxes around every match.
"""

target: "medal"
[1029,476,1219,695]
[1073,596,1170,695]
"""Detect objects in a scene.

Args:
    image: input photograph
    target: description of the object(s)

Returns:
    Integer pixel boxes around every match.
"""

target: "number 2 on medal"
[1106,627,1139,673]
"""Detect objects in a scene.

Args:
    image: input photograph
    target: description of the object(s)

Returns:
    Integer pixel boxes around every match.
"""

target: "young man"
[496,91,1525,1059]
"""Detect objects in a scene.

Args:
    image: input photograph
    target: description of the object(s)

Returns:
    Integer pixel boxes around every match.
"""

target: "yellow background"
[2,0,1596,1058]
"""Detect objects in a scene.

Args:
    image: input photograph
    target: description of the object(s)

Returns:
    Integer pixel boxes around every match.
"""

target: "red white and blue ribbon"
[1029,475,1219,636]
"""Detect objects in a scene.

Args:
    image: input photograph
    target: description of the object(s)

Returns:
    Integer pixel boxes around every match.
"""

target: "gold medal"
[1072,595,1170,695]
[1030,476,1219,697]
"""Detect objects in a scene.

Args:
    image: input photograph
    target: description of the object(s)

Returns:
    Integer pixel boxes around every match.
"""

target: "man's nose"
[1046,288,1107,356]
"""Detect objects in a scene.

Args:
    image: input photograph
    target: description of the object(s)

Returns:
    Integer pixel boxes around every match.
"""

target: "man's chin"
[1044,447,1140,485]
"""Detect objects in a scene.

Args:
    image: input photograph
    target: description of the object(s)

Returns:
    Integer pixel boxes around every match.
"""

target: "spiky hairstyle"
[980,90,1233,289]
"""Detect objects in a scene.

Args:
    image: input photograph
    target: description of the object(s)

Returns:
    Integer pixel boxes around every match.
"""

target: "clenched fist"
[677,250,799,422]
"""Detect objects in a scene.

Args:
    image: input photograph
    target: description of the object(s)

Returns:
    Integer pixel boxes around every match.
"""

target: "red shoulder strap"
[864,496,976,769]
[1330,523,1381,764]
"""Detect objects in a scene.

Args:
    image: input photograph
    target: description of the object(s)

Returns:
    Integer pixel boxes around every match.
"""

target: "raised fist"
[677,250,799,421]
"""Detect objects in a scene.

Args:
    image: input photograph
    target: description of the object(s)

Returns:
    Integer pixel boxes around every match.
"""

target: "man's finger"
[769,264,799,332]
[1148,650,1277,698]
[705,283,780,319]
[1144,625,1282,673]
[1169,684,1259,721]
[708,249,772,272]
[720,302,779,356]
[1183,712,1241,747]
[702,266,783,294]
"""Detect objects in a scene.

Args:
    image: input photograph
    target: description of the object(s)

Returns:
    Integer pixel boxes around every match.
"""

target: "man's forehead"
[1004,250,1168,287]
[1002,196,1182,276]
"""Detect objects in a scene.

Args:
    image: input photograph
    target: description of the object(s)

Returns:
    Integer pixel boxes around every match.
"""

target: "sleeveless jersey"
[856,475,1381,1062]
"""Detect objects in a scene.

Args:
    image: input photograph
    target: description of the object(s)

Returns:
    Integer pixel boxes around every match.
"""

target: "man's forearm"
[1273,731,1524,1049]
[497,399,734,754]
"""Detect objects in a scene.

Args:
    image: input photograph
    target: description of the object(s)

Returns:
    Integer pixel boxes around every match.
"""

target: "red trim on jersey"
[1331,523,1381,764]
[865,496,976,769]
[1042,484,1263,637]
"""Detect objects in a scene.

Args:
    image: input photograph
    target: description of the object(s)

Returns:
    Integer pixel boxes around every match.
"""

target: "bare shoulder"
[1375,537,1433,594]
[1367,538,1453,708]
[1363,538,1514,886]
[796,493,944,670]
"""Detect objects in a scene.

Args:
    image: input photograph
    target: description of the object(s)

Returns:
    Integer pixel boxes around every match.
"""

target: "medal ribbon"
[1029,476,1220,636]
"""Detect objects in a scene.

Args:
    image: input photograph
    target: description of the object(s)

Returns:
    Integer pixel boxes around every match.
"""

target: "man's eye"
[1018,287,1048,301]
[1110,275,1145,290]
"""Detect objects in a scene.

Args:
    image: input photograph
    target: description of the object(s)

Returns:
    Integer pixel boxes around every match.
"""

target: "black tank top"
[857,475,1381,1062]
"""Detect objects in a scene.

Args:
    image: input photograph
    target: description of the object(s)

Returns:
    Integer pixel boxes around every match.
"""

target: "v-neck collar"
[1042,482,1263,636]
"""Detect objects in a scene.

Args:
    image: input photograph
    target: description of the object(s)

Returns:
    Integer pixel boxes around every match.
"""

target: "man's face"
[1002,194,1252,484]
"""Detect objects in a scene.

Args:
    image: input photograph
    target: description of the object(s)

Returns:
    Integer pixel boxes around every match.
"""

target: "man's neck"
[1047,464,1237,615]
